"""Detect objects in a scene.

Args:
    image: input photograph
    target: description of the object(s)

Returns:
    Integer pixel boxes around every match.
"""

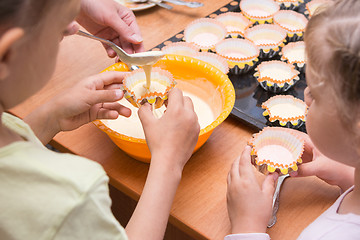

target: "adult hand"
[289,129,354,192]
[138,88,200,170]
[227,146,277,234]
[77,0,145,56]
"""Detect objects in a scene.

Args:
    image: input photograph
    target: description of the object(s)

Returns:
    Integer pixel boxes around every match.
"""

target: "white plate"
[115,0,157,11]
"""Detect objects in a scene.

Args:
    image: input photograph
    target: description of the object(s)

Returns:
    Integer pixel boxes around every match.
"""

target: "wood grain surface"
[10,1,340,239]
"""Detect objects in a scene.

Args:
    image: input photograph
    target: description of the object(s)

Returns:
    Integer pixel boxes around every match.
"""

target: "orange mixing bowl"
[94,54,235,163]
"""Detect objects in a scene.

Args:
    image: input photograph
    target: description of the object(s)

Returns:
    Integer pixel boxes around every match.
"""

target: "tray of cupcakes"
[151,0,330,132]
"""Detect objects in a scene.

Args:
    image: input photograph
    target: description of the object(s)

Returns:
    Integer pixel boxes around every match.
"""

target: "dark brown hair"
[305,0,360,134]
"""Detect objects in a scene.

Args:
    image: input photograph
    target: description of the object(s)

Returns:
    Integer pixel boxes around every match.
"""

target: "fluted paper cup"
[249,127,304,175]
[262,95,308,128]
[123,67,175,109]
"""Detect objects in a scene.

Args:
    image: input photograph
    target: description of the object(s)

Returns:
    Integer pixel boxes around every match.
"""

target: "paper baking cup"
[184,18,227,52]
[280,41,306,72]
[123,67,175,108]
[254,60,300,93]
[244,24,287,59]
[249,127,304,175]
[305,0,331,18]
[215,38,260,75]
[275,0,304,10]
[240,0,280,25]
[215,12,253,38]
[262,95,307,128]
[273,10,308,42]
[162,42,199,57]
[195,52,229,74]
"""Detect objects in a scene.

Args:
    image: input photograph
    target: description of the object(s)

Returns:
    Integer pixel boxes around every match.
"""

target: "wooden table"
[10,0,340,239]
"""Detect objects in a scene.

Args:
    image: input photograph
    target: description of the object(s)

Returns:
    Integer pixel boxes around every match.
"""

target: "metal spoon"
[163,0,203,8]
[128,0,203,8]
[76,30,164,66]
[127,0,173,9]
[267,174,289,228]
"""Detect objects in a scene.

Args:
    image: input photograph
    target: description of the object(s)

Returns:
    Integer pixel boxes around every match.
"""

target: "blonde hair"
[305,0,360,135]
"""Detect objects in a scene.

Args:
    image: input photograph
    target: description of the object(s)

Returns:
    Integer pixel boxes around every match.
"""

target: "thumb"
[138,103,155,128]
[295,162,318,177]
[262,172,278,197]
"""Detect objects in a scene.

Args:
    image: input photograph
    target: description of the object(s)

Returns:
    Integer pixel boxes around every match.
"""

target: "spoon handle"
[149,0,173,9]
[76,30,129,59]
[267,174,289,228]
[163,0,203,8]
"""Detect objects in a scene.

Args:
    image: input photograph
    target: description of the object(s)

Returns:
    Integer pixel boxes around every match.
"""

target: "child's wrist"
[231,220,267,235]
[150,151,186,177]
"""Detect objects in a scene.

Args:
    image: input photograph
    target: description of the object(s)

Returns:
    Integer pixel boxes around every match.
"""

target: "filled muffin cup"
[254,60,300,93]
[215,38,260,75]
[123,67,176,109]
[184,18,227,52]
[249,127,305,175]
[262,95,308,129]
[215,12,253,38]
[273,10,308,42]
[195,52,229,74]
[162,42,200,57]
[244,24,287,59]
[280,41,306,72]
[275,0,304,10]
[240,0,280,25]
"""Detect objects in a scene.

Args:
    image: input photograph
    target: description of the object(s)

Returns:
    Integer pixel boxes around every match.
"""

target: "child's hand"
[227,146,277,234]
[25,71,131,144]
[56,71,131,130]
[138,88,200,171]
[289,130,354,192]
[77,0,145,56]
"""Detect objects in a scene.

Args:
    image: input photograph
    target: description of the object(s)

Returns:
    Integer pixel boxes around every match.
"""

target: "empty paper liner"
[280,41,306,72]
[240,0,280,25]
[215,12,253,38]
[275,0,304,10]
[184,18,227,52]
[195,52,229,74]
[249,127,304,175]
[215,38,260,74]
[305,0,331,18]
[244,24,287,59]
[254,60,300,93]
[262,95,308,128]
[162,42,199,57]
[273,10,308,41]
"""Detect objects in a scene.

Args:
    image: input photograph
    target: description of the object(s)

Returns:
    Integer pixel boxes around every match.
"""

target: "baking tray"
[151,0,310,132]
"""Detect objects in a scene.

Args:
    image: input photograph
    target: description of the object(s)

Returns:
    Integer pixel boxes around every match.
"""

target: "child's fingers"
[104,83,123,90]
[97,109,120,120]
[228,156,241,185]
[262,173,278,197]
[295,162,317,177]
[102,102,131,118]
[92,71,127,89]
[238,146,256,180]
[88,89,124,106]
[166,88,184,110]
[183,96,195,111]
[138,103,156,127]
